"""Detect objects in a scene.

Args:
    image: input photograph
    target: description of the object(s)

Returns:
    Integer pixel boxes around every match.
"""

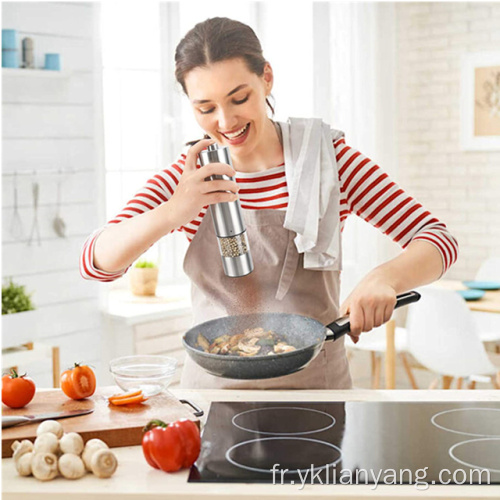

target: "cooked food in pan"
[195,327,296,357]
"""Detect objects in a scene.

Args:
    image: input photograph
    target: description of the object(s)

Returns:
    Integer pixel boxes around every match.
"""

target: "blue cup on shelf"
[2,49,19,68]
[2,29,17,50]
[44,53,61,71]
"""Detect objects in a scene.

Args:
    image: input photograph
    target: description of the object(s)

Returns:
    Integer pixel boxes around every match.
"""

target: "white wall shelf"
[2,68,70,78]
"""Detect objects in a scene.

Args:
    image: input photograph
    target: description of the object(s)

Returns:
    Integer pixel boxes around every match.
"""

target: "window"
[100,2,188,286]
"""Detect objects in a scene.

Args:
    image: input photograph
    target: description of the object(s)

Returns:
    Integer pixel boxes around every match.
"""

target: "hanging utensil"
[27,179,41,246]
[9,172,24,241]
[52,171,66,238]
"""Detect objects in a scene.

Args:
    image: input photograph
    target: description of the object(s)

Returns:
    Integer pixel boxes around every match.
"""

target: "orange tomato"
[2,369,36,409]
[60,363,96,400]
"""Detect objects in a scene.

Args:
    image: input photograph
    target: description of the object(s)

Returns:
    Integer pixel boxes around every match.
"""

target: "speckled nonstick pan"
[182,291,420,380]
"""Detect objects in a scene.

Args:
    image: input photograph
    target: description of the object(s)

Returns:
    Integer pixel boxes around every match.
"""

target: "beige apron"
[179,208,352,390]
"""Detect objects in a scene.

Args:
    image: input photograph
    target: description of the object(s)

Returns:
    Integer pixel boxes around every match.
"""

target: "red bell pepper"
[142,418,201,472]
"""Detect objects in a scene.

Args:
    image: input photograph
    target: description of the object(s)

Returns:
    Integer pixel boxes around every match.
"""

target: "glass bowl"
[109,355,178,397]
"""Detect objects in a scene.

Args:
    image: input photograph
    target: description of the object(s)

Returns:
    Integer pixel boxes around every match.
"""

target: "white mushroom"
[31,452,58,481]
[15,452,34,476]
[59,433,84,456]
[34,432,59,454]
[58,453,85,479]
[36,420,64,439]
[85,438,108,448]
[90,448,118,478]
[11,439,34,461]
[82,440,108,471]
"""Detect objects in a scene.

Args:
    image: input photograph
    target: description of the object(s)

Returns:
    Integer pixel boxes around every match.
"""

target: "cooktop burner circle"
[449,438,500,474]
[431,408,500,438]
[231,406,336,435]
[225,437,342,474]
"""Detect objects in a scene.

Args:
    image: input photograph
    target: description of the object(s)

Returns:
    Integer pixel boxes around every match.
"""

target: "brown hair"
[175,17,275,146]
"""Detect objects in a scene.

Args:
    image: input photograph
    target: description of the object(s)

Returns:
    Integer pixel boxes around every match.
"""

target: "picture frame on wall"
[460,51,500,151]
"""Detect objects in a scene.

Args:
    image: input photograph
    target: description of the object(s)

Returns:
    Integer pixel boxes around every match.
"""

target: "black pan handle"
[325,290,421,341]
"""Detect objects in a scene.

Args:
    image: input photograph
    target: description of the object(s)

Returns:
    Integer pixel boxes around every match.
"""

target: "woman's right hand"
[166,138,240,229]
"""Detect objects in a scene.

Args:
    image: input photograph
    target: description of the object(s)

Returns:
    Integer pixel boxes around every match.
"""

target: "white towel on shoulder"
[277,117,344,271]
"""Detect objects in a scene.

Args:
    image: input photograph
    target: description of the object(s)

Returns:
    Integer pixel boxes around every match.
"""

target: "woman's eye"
[200,108,215,115]
[233,95,249,105]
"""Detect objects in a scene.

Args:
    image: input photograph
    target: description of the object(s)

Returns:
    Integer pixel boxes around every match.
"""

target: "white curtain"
[328,3,398,300]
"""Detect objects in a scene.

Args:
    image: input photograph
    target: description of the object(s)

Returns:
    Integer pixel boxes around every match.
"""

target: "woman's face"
[184,57,273,153]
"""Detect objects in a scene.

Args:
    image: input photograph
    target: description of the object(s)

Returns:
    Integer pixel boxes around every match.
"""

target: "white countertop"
[3,389,500,499]
[102,284,192,324]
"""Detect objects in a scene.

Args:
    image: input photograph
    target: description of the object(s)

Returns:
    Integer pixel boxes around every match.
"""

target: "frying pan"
[182,291,420,379]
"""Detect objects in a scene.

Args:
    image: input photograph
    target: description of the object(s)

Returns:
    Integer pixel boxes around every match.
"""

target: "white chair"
[345,322,418,389]
[472,257,500,349]
[406,287,499,389]
[475,257,500,281]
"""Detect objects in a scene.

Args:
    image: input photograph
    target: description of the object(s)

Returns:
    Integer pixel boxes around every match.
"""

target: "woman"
[81,17,458,390]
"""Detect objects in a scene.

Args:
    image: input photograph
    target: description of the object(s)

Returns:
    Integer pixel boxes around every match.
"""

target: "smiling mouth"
[221,123,250,140]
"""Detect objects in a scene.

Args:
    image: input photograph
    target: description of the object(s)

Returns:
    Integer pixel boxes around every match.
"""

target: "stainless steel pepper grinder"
[198,143,254,277]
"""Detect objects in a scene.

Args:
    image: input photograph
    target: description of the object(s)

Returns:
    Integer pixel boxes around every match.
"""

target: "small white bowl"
[109,355,178,397]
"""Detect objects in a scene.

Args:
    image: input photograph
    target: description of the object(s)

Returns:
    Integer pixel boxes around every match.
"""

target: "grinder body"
[198,144,254,277]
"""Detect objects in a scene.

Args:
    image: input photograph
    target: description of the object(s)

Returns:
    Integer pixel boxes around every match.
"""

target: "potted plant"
[129,260,159,296]
[2,279,35,315]
[2,278,37,349]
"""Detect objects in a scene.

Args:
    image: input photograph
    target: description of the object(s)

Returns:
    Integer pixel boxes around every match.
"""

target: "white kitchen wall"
[2,2,104,386]
[396,2,500,279]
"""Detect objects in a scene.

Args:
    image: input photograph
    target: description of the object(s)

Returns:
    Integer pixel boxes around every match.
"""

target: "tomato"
[142,418,201,472]
[60,363,96,400]
[2,369,36,409]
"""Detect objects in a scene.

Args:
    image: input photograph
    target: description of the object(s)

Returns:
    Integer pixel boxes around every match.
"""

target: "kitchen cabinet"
[101,286,192,387]
[3,388,500,499]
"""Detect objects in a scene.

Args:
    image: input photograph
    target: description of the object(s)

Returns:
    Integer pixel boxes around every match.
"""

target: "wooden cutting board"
[2,387,201,458]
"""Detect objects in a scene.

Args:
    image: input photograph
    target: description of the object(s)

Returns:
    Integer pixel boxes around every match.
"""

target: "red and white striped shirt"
[80,138,458,281]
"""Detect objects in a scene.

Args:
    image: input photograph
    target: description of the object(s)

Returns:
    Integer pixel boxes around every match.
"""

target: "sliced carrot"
[109,394,147,406]
[108,389,143,402]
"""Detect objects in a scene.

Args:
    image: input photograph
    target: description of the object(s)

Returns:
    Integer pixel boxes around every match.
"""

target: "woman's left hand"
[339,278,397,343]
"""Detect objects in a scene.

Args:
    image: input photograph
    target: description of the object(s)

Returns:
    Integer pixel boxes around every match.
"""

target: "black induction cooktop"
[188,401,500,486]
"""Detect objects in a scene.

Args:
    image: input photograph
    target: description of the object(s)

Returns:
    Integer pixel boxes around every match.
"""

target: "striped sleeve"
[79,153,187,282]
[334,139,459,274]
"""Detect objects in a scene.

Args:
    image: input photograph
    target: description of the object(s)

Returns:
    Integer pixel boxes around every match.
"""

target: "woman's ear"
[263,62,274,95]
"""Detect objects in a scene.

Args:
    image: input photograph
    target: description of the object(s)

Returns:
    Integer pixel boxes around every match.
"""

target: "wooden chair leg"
[370,351,376,380]
[52,346,60,388]
[429,378,439,389]
[491,372,500,390]
[399,353,419,389]
[468,380,477,390]
[372,354,382,389]
[385,320,396,389]
[456,377,463,389]
[442,375,453,389]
